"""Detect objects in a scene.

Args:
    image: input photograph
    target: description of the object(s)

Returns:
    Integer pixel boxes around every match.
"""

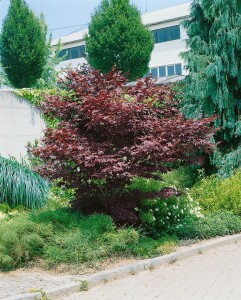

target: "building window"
[150,67,158,78]
[175,64,182,75]
[167,65,175,76]
[165,27,174,42]
[159,66,166,77]
[58,45,86,61]
[156,29,165,43]
[152,25,181,44]
[150,64,182,78]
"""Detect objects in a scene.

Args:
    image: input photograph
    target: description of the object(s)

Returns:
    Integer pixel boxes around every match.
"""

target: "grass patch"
[170,211,241,239]
[0,213,52,270]
[40,211,139,267]
[129,235,178,258]
[0,207,179,271]
[79,281,88,292]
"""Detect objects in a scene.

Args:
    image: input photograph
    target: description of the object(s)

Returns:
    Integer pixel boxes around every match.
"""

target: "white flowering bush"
[139,191,202,238]
[128,170,203,238]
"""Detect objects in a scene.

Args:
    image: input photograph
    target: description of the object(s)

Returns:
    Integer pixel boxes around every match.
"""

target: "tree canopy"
[0,0,48,88]
[85,0,154,81]
[182,0,241,176]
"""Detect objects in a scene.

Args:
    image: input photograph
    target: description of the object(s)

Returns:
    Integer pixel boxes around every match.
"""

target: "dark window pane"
[69,47,78,59]
[153,26,180,44]
[164,26,181,42]
[150,68,158,78]
[58,49,69,60]
[167,65,175,76]
[79,45,85,57]
[156,29,165,43]
[159,66,166,77]
[58,46,86,61]
[152,30,157,43]
[58,50,64,59]
[164,27,172,42]
[173,26,181,40]
[175,64,182,75]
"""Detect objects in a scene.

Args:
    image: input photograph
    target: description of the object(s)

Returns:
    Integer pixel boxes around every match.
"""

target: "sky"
[0,0,191,38]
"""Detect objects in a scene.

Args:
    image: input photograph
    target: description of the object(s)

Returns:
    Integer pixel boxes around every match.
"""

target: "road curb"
[5,233,241,300]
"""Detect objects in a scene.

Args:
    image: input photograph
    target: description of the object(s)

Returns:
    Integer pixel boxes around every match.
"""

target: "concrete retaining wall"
[0,90,45,160]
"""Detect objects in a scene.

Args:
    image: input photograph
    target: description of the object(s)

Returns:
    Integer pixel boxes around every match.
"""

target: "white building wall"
[0,90,45,160]
[148,20,188,74]
[53,3,190,76]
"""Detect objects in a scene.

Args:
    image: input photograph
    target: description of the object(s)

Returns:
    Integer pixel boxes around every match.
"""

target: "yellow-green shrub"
[190,169,241,214]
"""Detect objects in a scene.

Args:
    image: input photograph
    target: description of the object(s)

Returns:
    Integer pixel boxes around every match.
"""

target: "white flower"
[176,224,183,228]
[187,194,194,202]
[196,212,204,218]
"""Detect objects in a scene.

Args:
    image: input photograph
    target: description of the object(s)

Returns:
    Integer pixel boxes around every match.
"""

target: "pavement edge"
[5,233,241,300]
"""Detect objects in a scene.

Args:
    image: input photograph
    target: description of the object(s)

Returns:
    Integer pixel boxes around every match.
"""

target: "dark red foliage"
[33,66,216,225]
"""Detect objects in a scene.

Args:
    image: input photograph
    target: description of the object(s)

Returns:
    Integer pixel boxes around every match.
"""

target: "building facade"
[52,3,190,79]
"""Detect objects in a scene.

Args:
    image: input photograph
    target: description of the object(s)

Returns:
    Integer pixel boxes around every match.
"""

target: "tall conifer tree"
[182,0,241,176]
[0,0,48,88]
[85,0,154,81]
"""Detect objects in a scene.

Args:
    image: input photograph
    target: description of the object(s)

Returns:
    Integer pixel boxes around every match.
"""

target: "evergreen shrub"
[86,0,154,80]
[0,0,48,88]
[182,0,241,176]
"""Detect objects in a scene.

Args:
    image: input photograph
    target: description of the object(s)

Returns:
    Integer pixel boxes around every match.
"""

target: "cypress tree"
[0,0,48,88]
[85,0,154,81]
[182,0,241,176]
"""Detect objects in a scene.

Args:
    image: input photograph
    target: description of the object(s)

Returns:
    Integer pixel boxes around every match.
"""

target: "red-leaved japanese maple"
[33,66,216,225]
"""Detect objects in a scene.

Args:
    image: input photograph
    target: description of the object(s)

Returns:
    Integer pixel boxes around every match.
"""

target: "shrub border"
[5,232,241,300]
